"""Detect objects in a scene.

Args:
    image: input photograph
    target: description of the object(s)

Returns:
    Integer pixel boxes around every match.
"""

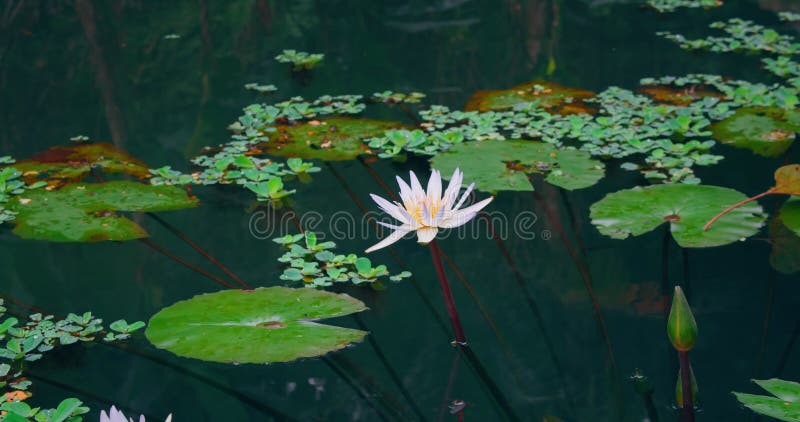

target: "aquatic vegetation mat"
[145,287,368,364]
[589,184,765,247]
[464,80,595,114]
[9,143,150,182]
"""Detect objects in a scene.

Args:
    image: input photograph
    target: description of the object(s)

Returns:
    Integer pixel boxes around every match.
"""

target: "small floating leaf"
[145,287,368,364]
[430,139,604,193]
[256,117,406,161]
[465,80,595,114]
[590,184,765,248]
[638,85,722,106]
[775,164,800,195]
[5,181,197,242]
[770,198,800,274]
[711,107,800,158]
[735,379,800,421]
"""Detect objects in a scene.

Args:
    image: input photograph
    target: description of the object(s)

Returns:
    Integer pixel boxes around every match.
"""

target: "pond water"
[2,1,800,421]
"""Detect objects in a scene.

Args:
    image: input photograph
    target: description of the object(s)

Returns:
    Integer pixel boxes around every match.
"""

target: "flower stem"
[679,350,694,422]
[429,240,467,346]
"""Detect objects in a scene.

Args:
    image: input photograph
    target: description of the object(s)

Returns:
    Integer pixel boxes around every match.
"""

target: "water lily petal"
[370,194,410,224]
[396,175,413,208]
[453,182,475,211]
[408,170,425,197]
[442,168,463,210]
[416,226,438,244]
[442,196,493,228]
[427,169,442,204]
[365,228,411,253]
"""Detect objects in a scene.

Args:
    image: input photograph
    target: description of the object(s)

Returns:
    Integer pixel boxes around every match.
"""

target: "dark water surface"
[2,1,800,420]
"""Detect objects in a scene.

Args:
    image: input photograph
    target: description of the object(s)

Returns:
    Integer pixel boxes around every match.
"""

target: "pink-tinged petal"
[421,201,435,226]
[442,168,463,209]
[416,227,438,244]
[370,194,410,224]
[139,416,145,422]
[366,228,411,253]
[451,196,493,220]
[453,182,475,211]
[100,411,111,422]
[165,415,173,422]
[408,170,425,197]
[427,169,442,203]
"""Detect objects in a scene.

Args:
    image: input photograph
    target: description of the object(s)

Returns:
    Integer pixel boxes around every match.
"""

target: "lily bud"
[667,286,698,352]
[675,365,699,407]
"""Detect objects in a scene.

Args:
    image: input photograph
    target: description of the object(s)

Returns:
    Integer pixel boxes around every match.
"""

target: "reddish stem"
[429,240,467,346]
[703,189,775,231]
[139,239,238,289]
[679,350,694,422]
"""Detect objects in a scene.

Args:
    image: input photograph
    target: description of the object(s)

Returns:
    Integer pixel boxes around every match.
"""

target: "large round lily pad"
[255,117,406,161]
[430,139,605,193]
[735,379,800,422]
[10,143,151,181]
[145,287,368,364]
[711,107,800,158]
[465,80,595,114]
[6,181,197,242]
[590,184,766,248]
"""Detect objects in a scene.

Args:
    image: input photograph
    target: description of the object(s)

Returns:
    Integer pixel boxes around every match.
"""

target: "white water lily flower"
[366,168,493,253]
[100,406,173,422]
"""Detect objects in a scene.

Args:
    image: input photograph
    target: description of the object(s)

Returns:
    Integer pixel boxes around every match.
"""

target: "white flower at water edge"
[100,406,173,422]
[366,167,493,253]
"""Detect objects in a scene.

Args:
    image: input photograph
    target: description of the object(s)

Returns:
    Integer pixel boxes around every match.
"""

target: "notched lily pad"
[254,117,407,161]
[711,107,800,158]
[430,139,605,193]
[145,287,368,364]
[10,143,151,181]
[6,181,197,242]
[735,378,800,422]
[590,184,765,248]
[465,80,595,114]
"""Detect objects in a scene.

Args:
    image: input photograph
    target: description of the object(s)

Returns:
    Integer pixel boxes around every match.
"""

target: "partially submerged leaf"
[430,139,605,193]
[770,198,800,274]
[774,164,800,195]
[9,143,150,181]
[639,85,722,106]
[711,107,800,158]
[590,184,765,248]
[465,80,595,114]
[5,181,197,242]
[735,379,800,422]
[255,117,407,161]
[145,287,368,364]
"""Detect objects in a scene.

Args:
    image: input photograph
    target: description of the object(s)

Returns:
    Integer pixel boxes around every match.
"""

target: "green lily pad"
[590,184,765,248]
[256,117,406,161]
[5,181,197,242]
[638,85,722,106]
[9,143,151,181]
[711,107,800,158]
[781,197,800,235]
[735,379,800,422]
[430,139,605,193]
[145,287,368,364]
[465,80,595,114]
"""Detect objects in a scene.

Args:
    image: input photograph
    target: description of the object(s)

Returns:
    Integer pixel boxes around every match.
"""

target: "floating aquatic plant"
[735,379,800,421]
[275,49,324,71]
[659,18,800,56]
[9,143,151,182]
[464,80,595,114]
[5,181,197,242]
[145,287,368,364]
[273,232,410,288]
[769,199,800,274]
[244,82,278,95]
[590,184,766,247]
[0,299,144,421]
[711,107,800,157]
[647,0,722,13]
[430,139,605,192]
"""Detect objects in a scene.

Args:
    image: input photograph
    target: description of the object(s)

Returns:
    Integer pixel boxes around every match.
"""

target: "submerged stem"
[678,351,694,422]
[429,240,467,346]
